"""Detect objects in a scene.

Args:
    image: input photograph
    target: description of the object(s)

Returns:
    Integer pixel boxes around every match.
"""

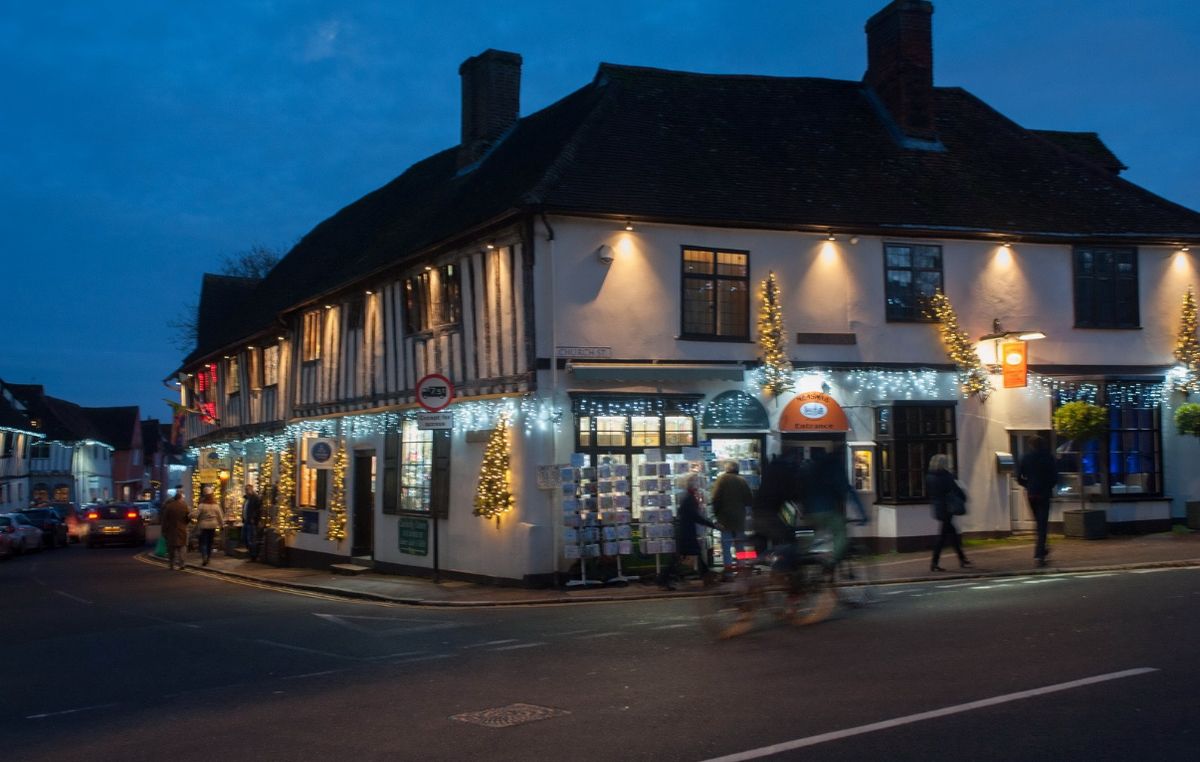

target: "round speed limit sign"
[415,373,455,412]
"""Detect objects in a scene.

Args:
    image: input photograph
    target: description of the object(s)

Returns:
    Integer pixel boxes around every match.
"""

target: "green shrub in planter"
[1053,401,1107,516]
[1175,402,1200,437]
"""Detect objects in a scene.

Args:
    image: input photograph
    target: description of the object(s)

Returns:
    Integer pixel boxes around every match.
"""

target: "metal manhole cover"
[450,703,569,728]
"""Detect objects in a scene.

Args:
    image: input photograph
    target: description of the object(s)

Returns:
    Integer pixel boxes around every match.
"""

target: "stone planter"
[1187,501,1200,531]
[1063,508,1107,539]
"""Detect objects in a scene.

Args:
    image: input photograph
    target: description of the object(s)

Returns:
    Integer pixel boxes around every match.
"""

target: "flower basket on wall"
[1053,401,1108,539]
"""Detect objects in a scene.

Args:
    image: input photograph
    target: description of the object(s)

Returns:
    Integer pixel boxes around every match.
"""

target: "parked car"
[0,525,13,559]
[17,507,69,548]
[84,504,146,548]
[133,501,160,525]
[47,503,85,543]
[0,513,44,554]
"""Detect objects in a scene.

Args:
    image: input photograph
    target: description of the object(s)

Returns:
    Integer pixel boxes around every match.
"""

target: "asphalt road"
[3,543,1199,761]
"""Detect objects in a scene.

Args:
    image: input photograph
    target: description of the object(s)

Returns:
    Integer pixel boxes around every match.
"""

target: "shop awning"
[567,362,746,382]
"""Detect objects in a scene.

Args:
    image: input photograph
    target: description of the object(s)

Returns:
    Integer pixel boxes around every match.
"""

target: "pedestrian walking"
[657,474,719,591]
[241,484,264,562]
[752,450,802,554]
[160,488,190,571]
[1017,435,1059,567]
[926,453,971,572]
[799,448,868,569]
[194,489,225,566]
[710,461,753,579]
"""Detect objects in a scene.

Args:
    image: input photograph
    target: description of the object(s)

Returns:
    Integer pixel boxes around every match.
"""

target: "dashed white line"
[935,582,977,589]
[462,639,519,649]
[577,631,622,639]
[283,669,343,680]
[700,668,1159,762]
[255,639,357,660]
[53,590,93,605]
[651,623,693,630]
[391,653,454,664]
[488,642,547,651]
[27,702,118,719]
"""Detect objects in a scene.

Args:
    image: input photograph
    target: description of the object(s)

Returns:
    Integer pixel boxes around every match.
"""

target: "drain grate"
[450,703,569,728]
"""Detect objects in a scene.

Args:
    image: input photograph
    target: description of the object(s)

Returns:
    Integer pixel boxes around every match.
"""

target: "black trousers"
[657,551,709,585]
[931,518,965,566]
[1028,494,1051,560]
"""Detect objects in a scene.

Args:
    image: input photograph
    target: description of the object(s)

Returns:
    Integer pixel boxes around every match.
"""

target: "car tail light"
[87,512,99,520]
[126,510,138,519]
[735,549,758,561]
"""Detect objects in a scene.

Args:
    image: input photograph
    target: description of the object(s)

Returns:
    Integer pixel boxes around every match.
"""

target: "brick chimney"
[863,0,935,141]
[458,49,522,169]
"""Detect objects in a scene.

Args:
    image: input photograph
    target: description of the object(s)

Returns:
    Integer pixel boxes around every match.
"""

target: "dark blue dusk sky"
[3,1,1198,422]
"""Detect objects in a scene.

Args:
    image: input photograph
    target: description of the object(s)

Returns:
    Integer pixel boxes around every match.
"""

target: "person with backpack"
[1017,435,1059,567]
[926,453,971,572]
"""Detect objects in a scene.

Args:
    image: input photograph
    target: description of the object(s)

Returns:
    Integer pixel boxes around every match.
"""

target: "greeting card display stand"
[560,464,601,588]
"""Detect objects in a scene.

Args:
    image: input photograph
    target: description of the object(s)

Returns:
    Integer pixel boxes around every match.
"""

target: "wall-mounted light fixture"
[277,335,286,341]
[826,233,837,242]
[978,318,1046,369]
[849,236,860,245]
[324,304,333,309]
[624,219,635,231]
[1000,242,1012,249]
[596,244,614,265]
[1182,245,1192,253]
[365,289,374,296]
[486,242,496,250]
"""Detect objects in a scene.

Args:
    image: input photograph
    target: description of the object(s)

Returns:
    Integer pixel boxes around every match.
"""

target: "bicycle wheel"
[836,545,879,608]
[696,575,759,640]
[784,564,838,626]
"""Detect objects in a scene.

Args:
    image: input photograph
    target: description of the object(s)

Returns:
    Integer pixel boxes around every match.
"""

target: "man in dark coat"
[160,488,190,571]
[1017,435,1059,567]
[710,461,753,576]
[241,485,264,562]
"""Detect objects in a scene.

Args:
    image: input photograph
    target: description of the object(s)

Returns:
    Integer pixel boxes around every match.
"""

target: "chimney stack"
[863,0,935,141]
[458,49,522,169]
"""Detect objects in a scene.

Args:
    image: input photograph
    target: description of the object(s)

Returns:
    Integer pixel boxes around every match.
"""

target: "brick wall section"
[864,0,935,140]
[458,49,523,168]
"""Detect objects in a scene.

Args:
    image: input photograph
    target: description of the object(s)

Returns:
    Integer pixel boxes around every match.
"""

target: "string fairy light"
[325,444,347,542]
[928,292,992,401]
[1172,286,1200,395]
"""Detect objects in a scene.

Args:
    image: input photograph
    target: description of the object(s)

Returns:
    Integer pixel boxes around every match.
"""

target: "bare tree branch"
[168,244,284,354]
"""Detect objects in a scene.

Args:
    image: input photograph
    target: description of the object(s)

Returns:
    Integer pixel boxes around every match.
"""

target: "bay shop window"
[875,402,957,501]
[571,394,702,519]
[1052,380,1162,499]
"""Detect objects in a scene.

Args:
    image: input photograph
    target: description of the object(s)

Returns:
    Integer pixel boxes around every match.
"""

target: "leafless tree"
[168,244,283,353]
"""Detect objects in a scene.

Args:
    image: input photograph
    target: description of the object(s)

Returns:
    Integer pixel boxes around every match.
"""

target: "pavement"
[139,529,1200,607]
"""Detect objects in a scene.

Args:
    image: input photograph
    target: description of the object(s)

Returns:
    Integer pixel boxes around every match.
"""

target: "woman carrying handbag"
[926,453,971,572]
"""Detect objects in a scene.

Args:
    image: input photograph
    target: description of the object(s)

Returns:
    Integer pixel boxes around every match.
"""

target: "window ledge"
[675,335,753,343]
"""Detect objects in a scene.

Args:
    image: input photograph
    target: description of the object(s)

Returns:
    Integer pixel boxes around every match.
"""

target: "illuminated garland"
[230,457,244,514]
[273,445,298,536]
[757,271,794,396]
[928,292,992,401]
[190,471,201,508]
[473,415,514,521]
[1172,286,1200,395]
[325,444,348,542]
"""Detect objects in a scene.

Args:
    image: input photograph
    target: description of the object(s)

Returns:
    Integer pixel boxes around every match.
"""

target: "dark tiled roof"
[184,274,261,366]
[83,406,140,450]
[0,381,33,432]
[7,385,105,443]
[1030,130,1127,174]
[183,64,1200,363]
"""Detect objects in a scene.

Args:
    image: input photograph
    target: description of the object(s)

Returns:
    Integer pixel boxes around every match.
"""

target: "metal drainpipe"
[539,212,558,582]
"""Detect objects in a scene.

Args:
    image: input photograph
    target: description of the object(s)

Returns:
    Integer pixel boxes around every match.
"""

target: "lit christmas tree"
[1173,286,1200,394]
[273,445,298,536]
[474,415,514,521]
[757,271,794,397]
[325,444,348,542]
[929,291,992,401]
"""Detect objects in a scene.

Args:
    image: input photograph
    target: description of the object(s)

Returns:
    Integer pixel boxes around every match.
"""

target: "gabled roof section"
[84,406,141,450]
[180,61,1200,366]
[0,379,35,433]
[184,274,261,366]
[7,384,107,444]
[1030,129,1127,174]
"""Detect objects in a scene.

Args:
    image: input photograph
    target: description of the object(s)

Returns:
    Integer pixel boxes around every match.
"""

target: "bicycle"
[696,523,876,639]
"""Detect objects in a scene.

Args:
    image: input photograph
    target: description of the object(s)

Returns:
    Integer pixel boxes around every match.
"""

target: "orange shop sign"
[778,391,850,432]
[1001,340,1028,388]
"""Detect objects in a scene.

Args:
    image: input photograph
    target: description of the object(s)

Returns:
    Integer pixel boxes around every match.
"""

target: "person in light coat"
[193,490,225,566]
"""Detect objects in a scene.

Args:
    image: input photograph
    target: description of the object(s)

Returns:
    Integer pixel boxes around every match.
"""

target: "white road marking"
[53,590,93,605]
[27,702,118,719]
[651,623,693,630]
[488,642,547,651]
[553,629,595,636]
[1130,568,1173,574]
[577,631,622,639]
[283,669,343,680]
[313,613,461,636]
[391,653,454,664]
[1077,573,1117,578]
[254,639,358,660]
[935,583,977,589]
[462,639,519,649]
[883,589,914,595]
[699,668,1159,762]
[366,651,427,661]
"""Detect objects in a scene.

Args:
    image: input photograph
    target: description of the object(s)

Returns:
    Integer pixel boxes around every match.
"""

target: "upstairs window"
[405,265,463,334]
[302,310,322,361]
[263,344,280,386]
[227,356,240,393]
[681,247,749,339]
[247,348,262,390]
[884,243,942,322]
[1074,247,1139,328]
[31,442,50,459]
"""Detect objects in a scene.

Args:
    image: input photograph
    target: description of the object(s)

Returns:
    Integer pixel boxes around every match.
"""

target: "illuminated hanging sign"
[778,391,850,432]
[1002,340,1028,388]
